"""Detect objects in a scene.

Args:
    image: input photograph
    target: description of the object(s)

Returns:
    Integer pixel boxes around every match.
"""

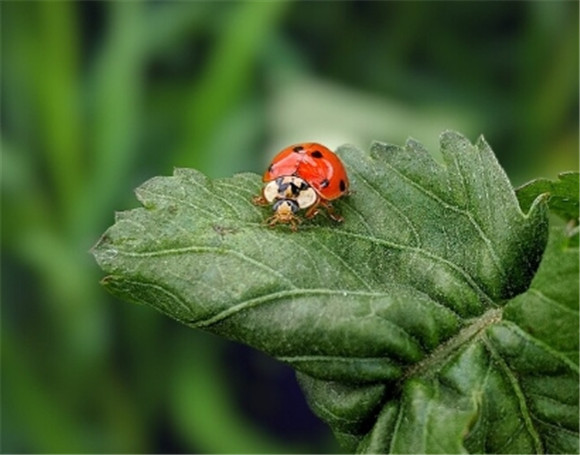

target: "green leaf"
[516,171,579,223]
[93,131,579,453]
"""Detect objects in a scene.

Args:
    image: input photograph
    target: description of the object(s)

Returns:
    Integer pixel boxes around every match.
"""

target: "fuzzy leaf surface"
[93,132,578,453]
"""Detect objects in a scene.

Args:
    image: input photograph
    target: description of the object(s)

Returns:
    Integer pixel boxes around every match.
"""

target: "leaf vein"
[138,188,221,218]
[341,202,376,235]
[483,333,544,453]
[334,230,495,306]
[117,278,193,316]
[311,238,373,291]
[277,355,398,363]
[531,415,580,436]
[527,391,578,409]
[500,320,580,373]
[190,288,405,328]
[351,168,422,247]
[114,246,297,289]
[275,232,325,284]
[190,177,242,217]
[218,180,260,197]
[381,160,506,279]
[528,288,578,314]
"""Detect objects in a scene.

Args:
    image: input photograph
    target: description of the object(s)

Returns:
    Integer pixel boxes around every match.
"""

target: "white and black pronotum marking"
[262,176,318,212]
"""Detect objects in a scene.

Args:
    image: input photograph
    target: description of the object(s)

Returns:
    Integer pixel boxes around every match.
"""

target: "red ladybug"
[253,143,349,230]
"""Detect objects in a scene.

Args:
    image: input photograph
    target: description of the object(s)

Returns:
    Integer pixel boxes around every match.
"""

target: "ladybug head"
[272,199,299,221]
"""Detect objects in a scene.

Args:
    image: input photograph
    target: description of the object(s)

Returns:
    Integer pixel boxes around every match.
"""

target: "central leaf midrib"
[111,226,496,306]
[397,307,503,385]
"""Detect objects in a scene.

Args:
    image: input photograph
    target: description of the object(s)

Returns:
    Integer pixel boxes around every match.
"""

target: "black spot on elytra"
[339,179,346,192]
[310,150,323,158]
[267,164,274,173]
[292,146,304,153]
[320,178,329,188]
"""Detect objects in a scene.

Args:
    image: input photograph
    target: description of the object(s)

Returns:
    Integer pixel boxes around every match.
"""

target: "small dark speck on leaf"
[213,225,239,237]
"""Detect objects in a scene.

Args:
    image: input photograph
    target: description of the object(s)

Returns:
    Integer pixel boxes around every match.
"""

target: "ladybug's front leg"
[252,194,268,206]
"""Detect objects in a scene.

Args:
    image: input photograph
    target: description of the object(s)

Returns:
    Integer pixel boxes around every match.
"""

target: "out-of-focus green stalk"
[144,2,214,56]
[512,2,579,181]
[2,331,87,452]
[175,1,289,172]
[171,336,311,454]
[528,15,578,138]
[1,140,54,242]
[37,2,82,228]
[75,1,145,244]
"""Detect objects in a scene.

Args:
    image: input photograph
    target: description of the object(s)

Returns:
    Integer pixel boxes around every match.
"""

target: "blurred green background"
[2,1,578,453]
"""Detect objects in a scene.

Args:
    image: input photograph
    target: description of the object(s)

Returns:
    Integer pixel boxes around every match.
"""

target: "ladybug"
[253,143,349,230]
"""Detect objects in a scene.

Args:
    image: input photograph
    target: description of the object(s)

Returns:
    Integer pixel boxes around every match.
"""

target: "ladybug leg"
[265,215,278,227]
[324,203,344,223]
[265,213,301,231]
[282,218,298,231]
[252,194,268,206]
[315,199,343,223]
[289,216,302,232]
[304,204,320,219]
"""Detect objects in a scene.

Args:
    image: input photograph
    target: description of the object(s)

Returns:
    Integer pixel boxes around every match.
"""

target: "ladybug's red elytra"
[253,143,349,230]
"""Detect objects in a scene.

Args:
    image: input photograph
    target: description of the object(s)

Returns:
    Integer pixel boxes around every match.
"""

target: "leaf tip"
[90,230,111,256]
[369,140,402,159]
[173,167,203,179]
[525,191,551,222]
[439,129,469,144]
